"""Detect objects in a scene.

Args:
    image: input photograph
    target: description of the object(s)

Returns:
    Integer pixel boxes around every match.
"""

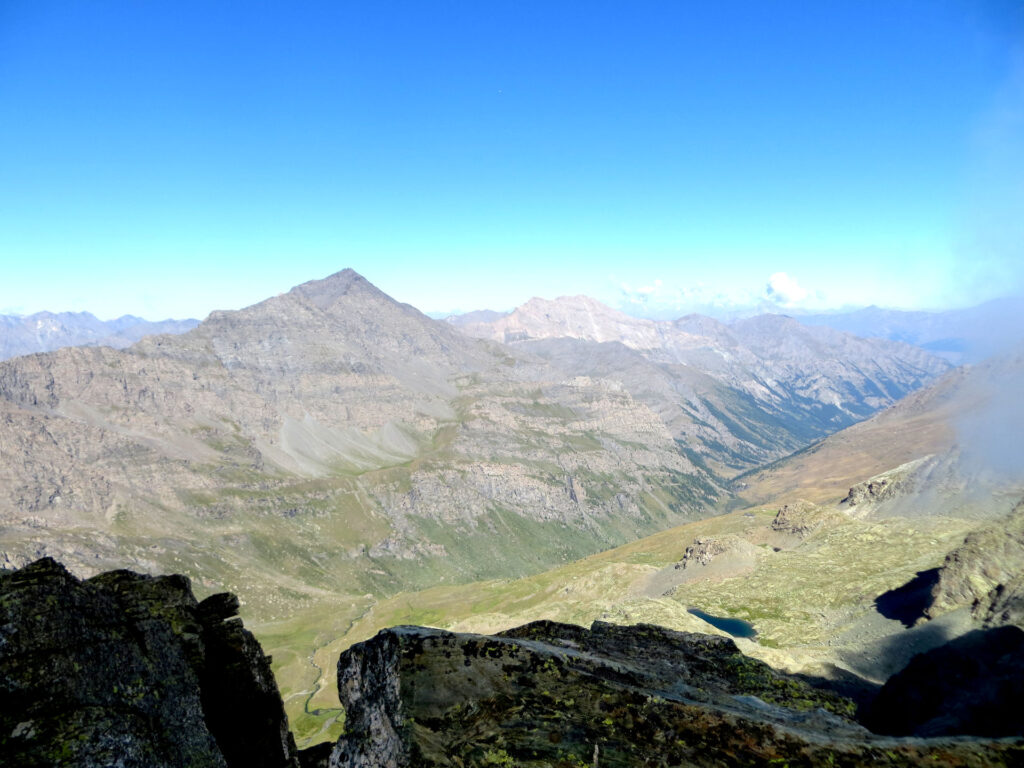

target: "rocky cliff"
[925,499,1024,622]
[0,558,298,767]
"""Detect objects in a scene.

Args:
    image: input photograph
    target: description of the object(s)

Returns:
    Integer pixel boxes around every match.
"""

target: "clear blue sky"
[1,1,1021,320]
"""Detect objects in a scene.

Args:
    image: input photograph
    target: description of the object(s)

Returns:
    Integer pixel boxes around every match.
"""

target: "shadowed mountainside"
[0,558,298,768]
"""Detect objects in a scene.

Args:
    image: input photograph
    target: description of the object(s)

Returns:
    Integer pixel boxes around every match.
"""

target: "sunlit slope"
[732,363,986,506]
[454,296,951,474]
[269,502,982,745]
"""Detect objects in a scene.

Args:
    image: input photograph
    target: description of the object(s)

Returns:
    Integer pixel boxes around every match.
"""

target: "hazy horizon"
[1,268,1020,326]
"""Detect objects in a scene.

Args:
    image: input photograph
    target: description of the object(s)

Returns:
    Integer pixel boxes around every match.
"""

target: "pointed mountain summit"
[457,294,683,349]
[289,267,377,309]
[156,268,490,386]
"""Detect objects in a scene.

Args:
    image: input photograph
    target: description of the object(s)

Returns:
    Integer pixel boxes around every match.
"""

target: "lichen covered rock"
[330,620,1023,767]
[0,558,299,768]
[771,500,844,538]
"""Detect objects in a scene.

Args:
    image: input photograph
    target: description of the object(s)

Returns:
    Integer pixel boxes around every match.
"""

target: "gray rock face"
[678,535,756,568]
[977,576,1024,627]
[771,501,844,537]
[0,558,298,768]
[329,620,1024,767]
[926,499,1024,620]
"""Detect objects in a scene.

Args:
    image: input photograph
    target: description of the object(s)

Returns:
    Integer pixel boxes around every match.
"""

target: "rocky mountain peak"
[146,267,485,384]
[287,268,383,312]
[457,293,669,348]
[199,268,408,328]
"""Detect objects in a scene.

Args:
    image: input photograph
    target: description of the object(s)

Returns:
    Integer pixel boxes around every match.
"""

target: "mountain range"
[797,297,1021,365]
[3,268,1017,745]
[450,294,949,473]
[0,271,717,614]
[0,310,199,360]
[258,344,1024,741]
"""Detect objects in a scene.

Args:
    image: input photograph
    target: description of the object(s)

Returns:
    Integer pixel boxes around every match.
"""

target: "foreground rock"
[5,558,1024,767]
[0,558,298,768]
[770,500,846,539]
[331,620,1023,767]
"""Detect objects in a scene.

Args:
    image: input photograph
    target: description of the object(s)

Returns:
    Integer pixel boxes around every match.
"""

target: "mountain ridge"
[453,293,951,474]
[0,310,199,361]
[0,269,713,616]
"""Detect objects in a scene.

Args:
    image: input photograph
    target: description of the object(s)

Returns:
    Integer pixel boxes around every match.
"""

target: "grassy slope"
[732,371,963,506]
[260,501,977,746]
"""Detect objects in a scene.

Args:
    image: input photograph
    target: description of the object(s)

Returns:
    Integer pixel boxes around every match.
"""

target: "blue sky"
[1,1,1022,320]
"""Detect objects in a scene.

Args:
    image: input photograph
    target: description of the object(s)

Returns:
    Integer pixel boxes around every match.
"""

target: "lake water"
[687,607,757,638]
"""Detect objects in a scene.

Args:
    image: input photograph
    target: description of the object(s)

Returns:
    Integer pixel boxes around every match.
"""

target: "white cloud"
[764,272,809,306]
[614,272,837,320]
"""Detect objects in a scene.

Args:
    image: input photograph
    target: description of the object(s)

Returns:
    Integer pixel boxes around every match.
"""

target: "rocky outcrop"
[926,499,1024,620]
[5,558,1024,767]
[330,620,1023,767]
[866,626,1024,737]
[838,457,937,517]
[976,575,1024,627]
[677,535,743,567]
[0,558,298,768]
[842,477,900,507]
[771,500,844,538]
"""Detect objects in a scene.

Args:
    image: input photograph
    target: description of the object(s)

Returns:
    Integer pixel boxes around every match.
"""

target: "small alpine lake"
[687,607,757,639]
